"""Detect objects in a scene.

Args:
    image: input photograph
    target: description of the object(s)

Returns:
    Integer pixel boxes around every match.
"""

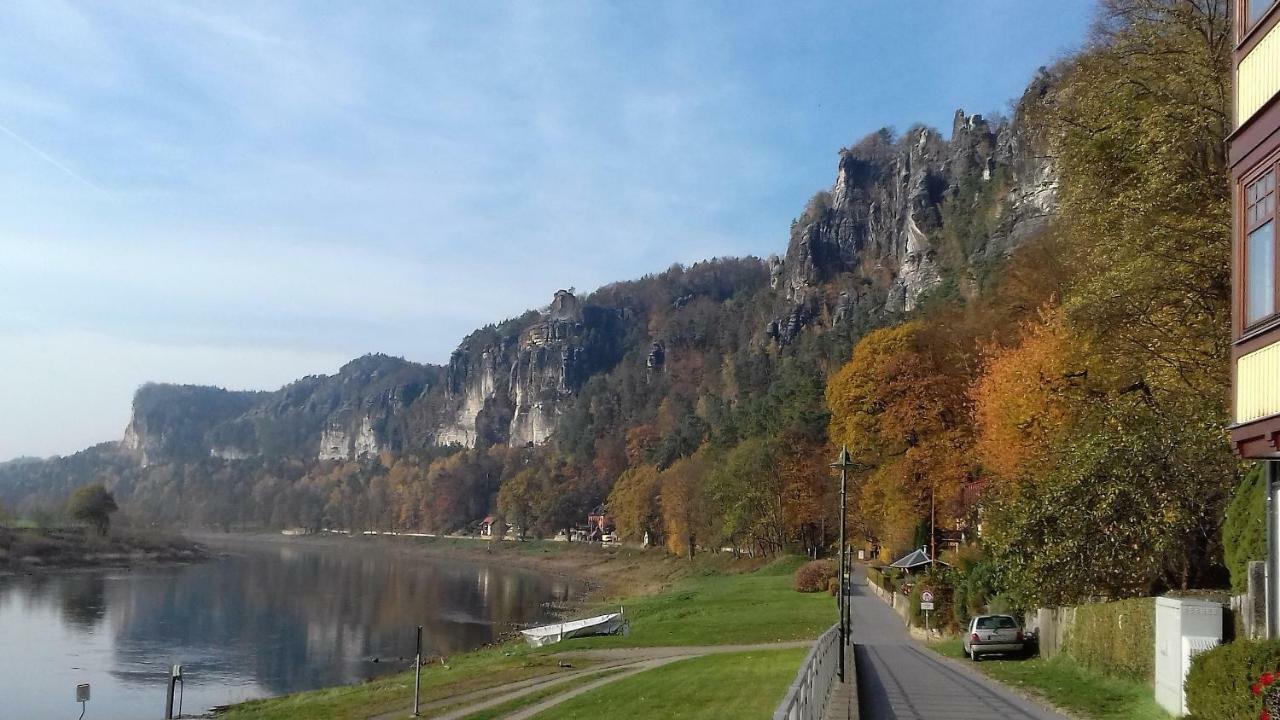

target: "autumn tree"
[971,304,1082,492]
[607,465,660,543]
[826,322,974,558]
[659,453,711,558]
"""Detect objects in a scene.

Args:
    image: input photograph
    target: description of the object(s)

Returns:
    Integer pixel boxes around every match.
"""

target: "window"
[1246,169,1279,327]
[1250,0,1277,29]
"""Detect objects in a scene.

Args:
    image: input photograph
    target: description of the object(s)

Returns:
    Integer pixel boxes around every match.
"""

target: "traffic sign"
[920,601,935,611]
[921,590,935,603]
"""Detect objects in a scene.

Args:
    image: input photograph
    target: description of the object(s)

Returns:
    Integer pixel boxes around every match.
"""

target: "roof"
[481,515,496,524]
[889,547,948,570]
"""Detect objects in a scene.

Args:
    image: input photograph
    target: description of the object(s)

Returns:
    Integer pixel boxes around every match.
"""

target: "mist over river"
[0,536,581,720]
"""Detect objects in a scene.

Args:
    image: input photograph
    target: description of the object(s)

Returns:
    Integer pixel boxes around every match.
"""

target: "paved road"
[848,566,1070,720]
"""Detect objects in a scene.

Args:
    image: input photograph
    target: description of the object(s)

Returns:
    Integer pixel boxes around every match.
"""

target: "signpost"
[76,683,90,720]
[921,591,935,635]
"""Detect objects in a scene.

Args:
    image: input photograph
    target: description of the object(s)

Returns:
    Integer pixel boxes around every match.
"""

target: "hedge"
[1224,464,1267,594]
[793,560,836,593]
[1185,639,1280,720]
[1064,597,1156,684]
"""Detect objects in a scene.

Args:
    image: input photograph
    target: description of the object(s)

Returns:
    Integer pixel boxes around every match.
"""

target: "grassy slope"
[931,639,1171,720]
[528,649,809,720]
[557,555,836,648]
[219,645,580,720]
[219,554,833,720]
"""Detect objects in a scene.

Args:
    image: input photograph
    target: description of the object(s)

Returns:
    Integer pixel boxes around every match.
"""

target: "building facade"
[1232,0,1280,458]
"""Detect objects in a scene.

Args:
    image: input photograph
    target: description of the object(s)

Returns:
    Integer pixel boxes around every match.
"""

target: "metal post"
[412,625,423,717]
[1269,462,1279,639]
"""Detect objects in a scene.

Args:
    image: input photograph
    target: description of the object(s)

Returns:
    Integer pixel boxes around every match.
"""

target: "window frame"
[1241,160,1280,333]
[1240,0,1280,47]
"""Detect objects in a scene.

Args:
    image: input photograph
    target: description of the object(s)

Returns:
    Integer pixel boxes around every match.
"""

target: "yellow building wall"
[1238,341,1280,423]
[1240,23,1280,126]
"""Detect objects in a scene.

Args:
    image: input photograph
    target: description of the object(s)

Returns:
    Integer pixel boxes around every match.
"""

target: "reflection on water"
[0,538,579,720]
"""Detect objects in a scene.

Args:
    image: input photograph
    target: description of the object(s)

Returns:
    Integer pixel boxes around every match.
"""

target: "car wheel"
[971,651,980,662]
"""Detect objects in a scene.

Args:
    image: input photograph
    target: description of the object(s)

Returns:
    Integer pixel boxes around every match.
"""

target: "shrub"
[1065,597,1155,683]
[827,577,839,596]
[1224,465,1267,594]
[1185,639,1280,720]
[794,560,836,593]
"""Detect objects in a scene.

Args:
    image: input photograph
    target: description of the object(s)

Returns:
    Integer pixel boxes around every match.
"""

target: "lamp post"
[830,445,860,684]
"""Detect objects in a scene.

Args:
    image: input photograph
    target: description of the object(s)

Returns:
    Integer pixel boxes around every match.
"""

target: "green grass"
[528,649,808,720]
[219,555,830,719]
[218,645,582,720]
[456,668,627,720]
[931,639,1171,720]
[558,556,836,648]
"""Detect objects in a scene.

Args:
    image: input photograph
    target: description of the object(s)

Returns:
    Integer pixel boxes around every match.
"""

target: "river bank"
[216,543,834,720]
[0,525,206,575]
[198,531,770,602]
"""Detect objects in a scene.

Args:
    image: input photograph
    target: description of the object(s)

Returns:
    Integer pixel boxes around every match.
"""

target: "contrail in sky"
[0,120,104,193]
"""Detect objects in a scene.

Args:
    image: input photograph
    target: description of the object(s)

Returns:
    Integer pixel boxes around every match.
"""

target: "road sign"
[921,590,935,603]
[920,601,935,611]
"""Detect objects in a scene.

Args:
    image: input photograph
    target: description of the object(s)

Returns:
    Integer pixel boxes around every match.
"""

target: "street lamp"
[830,444,861,684]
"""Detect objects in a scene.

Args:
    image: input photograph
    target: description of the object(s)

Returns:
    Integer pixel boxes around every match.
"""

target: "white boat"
[520,610,628,648]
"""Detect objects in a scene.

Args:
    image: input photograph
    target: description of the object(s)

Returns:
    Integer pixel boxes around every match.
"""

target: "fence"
[773,622,841,720]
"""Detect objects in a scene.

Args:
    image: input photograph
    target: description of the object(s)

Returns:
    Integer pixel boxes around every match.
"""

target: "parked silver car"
[964,614,1024,661]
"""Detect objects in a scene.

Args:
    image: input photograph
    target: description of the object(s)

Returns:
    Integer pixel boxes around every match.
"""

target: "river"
[0,536,581,720]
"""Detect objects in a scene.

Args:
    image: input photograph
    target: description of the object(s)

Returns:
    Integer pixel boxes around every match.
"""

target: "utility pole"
[830,445,859,684]
[1269,463,1279,639]
[930,485,937,569]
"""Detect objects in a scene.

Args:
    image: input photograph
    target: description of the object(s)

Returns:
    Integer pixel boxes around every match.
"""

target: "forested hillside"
[0,0,1242,604]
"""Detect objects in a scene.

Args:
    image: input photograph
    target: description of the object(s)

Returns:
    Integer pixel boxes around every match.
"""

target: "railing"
[773,622,841,720]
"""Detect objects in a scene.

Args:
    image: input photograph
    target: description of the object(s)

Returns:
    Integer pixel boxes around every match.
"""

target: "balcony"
[1238,340,1280,424]
[1239,20,1280,128]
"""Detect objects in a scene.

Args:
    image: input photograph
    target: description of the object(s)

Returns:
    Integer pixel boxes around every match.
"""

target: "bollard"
[411,626,423,717]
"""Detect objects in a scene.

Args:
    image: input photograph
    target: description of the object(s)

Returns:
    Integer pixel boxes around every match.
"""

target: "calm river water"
[0,537,581,720]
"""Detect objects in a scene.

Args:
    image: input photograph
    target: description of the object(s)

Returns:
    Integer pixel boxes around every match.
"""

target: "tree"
[659,453,711,558]
[67,483,118,536]
[608,465,660,544]
[971,304,1082,493]
[986,405,1238,606]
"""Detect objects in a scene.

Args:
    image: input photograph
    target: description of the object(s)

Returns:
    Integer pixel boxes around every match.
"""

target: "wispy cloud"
[0,0,1096,458]
[0,119,103,192]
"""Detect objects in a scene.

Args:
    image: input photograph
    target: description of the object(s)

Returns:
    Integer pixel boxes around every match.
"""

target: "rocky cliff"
[108,71,1059,466]
[768,69,1057,344]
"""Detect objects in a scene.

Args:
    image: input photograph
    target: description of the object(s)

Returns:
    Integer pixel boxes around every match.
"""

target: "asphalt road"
[848,567,1070,720]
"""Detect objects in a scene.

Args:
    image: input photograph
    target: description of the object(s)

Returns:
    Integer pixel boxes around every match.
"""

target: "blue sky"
[0,1,1095,459]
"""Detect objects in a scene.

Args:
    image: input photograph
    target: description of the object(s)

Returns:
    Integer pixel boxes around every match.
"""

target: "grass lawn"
[218,645,581,720]
[219,555,831,719]
[456,668,626,720]
[559,556,836,648]
[931,639,1170,720]
[527,648,808,720]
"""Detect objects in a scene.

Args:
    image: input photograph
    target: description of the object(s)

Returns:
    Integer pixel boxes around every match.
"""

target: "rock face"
[114,71,1061,463]
[435,290,624,448]
[768,71,1058,344]
[123,355,437,465]
[122,384,264,467]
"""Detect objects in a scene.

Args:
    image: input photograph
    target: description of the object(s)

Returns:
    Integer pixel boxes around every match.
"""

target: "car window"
[975,616,1017,630]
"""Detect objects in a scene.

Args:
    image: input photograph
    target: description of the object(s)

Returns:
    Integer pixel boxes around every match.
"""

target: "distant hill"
[0,69,1058,531]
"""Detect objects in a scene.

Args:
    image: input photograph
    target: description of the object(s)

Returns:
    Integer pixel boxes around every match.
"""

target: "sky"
[0,1,1096,460]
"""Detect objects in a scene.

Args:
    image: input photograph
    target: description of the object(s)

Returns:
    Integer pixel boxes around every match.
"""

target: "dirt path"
[368,641,813,720]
